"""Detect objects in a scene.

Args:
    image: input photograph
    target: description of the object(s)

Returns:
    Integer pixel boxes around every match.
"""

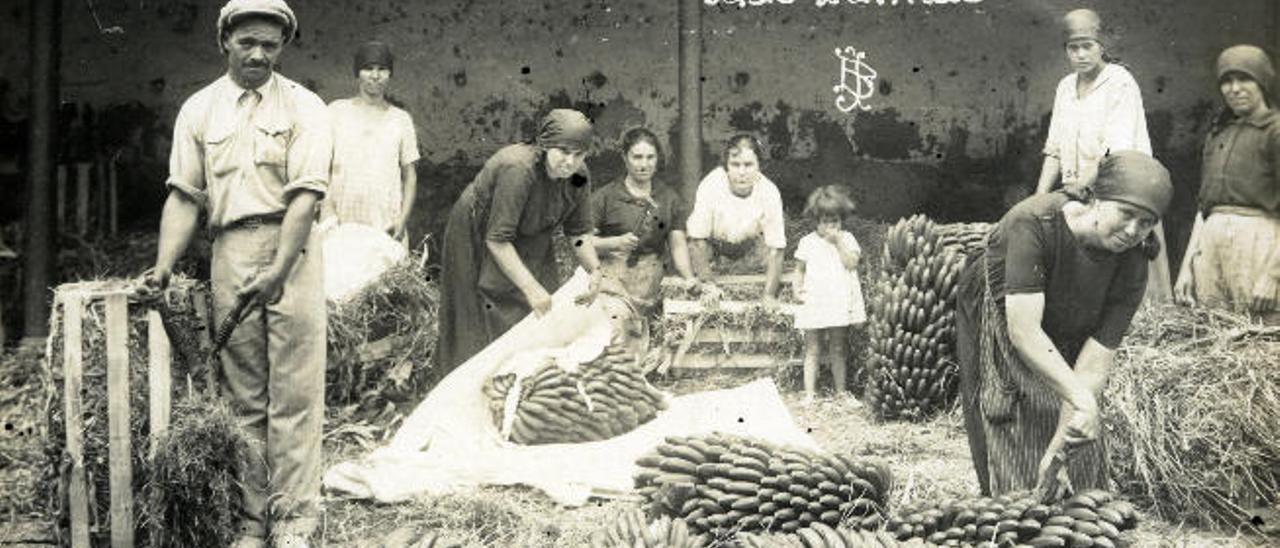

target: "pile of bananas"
[934,222,994,256]
[884,489,1139,547]
[865,215,973,420]
[587,507,708,548]
[734,521,936,547]
[481,344,669,445]
[632,433,892,540]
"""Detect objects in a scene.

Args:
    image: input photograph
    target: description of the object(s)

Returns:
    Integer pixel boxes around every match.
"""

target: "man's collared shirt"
[167,72,332,229]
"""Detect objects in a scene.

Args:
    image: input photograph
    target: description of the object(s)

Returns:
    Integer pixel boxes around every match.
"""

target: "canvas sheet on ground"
[323,269,817,507]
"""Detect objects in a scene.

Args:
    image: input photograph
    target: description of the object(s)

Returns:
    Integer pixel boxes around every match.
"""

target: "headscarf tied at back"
[1092,151,1173,218]
[354,41,394,76]
[1217,45,1275,102]
[536,109,594,151]
[1061,8,1104,46]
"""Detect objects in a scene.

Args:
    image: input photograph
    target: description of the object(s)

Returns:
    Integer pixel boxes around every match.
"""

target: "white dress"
[793,232,867,329]
[325,99,420,232]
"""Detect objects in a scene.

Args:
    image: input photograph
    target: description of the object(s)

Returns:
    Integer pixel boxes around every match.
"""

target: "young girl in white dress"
[792,185,867,404]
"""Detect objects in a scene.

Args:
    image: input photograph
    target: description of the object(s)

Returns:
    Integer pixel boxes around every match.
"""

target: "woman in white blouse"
[1034,8,1171,301]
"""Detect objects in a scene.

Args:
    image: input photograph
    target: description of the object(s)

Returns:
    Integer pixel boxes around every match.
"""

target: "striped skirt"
[955,253,1109,496]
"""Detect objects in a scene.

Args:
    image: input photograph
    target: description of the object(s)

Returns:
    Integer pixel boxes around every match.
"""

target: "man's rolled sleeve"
[283,95,332,200]
[166,102,208,205]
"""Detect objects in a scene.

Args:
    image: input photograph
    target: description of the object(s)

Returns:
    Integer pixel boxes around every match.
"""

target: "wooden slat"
[689,326,791,345]
[104,294,133,548]
[673,352,800,369]
[147,310,171,456]
[663,298,797,316]
[61,293,90,548]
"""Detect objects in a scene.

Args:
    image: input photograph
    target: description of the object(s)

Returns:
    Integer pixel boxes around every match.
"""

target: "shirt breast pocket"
[203,126,236,178]
[254,121,291,167]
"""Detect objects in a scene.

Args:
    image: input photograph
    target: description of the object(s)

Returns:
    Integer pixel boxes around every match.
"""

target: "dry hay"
[145,395,247,548]
[40,277,246,546]
[654,281,803,357]
[0,347,46,518]
[326,256,441,410]
[1105,304,1280,529]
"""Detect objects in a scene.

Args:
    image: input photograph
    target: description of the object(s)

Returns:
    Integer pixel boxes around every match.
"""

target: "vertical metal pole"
[22,0,61,343]
[677,0,704,203]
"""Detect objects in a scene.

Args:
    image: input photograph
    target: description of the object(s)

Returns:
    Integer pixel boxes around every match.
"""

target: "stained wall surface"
[1,0,1275,263]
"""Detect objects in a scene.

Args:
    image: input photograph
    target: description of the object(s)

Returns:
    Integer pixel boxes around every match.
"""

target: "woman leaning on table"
[436,109,603,373]
[590,127,696,309]
[1034,8,1173,303]
[1174,45,1280,325]
[957,151,1173,496]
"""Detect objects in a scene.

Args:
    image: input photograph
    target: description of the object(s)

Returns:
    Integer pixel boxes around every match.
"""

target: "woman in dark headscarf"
[956,151,1173,495]
[436,109,603,372]
[1174,45,1280,324]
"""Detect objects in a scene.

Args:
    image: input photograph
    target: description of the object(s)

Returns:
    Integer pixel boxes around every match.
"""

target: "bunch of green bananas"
[482,344,669,445]
[632,433,892,540]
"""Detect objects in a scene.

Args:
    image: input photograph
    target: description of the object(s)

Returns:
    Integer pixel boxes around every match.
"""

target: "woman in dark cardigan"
[956,151,1172,495]
[436,109,603,373]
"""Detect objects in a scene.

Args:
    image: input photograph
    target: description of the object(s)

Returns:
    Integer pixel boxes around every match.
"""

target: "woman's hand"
[1063,391,1100,446]
[1250,272,1279,314]
[525,285,554,317]
[1173,267,1196,306]
[575,269,603,306]
[610,233,640,258]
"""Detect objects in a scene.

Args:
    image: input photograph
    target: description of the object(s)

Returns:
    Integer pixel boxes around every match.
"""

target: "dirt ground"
[311,369,1273,548]
[0,353,1274,547]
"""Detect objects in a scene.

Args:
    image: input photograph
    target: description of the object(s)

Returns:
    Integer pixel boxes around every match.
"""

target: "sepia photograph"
[0,0,1277,546]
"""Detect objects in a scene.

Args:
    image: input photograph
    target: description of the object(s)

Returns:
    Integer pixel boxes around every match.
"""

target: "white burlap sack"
[323,269,816,506]
[322,223,407,302]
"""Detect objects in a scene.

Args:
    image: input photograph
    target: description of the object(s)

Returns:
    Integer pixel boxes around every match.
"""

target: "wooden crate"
[659,274,802,371]
[53,283,209,548]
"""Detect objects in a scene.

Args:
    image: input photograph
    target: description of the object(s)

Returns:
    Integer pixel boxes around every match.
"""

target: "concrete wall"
[1,0,1275,264]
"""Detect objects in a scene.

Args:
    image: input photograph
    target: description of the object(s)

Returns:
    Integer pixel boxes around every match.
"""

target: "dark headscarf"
[1217,45,1274,102]
[536,109,593,151]
[1092,151,1172,218]
[354,40,394,76]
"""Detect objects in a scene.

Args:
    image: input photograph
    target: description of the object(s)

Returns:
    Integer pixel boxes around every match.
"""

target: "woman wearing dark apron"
[957,151,1173,495]
[436,109,603,373]
[590,127,696,309]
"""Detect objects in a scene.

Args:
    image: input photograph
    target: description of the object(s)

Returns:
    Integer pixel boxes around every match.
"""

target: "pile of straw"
[146,396,247,548]
[1105,304,1280,528]
[41,277,245,545]
[327,256,441,409]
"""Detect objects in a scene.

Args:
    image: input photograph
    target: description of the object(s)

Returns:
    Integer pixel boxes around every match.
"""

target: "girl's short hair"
[803,185,858,221]
[619,127,663,168]
[721,133,764,166]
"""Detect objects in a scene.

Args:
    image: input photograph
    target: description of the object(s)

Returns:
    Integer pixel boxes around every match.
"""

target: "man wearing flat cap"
[144,0,330,546]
